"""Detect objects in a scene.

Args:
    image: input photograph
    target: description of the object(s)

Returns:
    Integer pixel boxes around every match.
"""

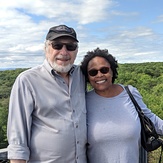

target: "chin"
[53,63,72,73]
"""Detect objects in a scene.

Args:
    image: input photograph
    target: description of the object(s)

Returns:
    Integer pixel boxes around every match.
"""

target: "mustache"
[56,55,70,60]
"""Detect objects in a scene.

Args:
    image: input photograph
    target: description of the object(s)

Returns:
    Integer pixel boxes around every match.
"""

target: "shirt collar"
[43,59,54,75]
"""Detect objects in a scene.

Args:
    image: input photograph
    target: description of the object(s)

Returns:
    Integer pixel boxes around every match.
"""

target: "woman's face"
[87,56,113,95]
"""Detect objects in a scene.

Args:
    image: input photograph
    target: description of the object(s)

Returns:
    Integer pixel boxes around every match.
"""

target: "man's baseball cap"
[46,25,78,42]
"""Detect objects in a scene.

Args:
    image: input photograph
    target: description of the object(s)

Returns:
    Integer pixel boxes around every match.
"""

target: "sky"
[0,0,163,69]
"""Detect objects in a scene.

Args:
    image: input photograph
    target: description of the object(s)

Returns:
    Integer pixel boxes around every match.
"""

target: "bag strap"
[125,85,144,116]
[125,85,163,162]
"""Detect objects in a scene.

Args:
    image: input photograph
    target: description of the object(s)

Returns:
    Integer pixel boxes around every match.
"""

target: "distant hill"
[0,68,16,71]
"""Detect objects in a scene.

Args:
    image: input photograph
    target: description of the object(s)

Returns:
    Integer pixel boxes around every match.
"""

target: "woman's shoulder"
[125,84,143,99]
[86,89,95,96]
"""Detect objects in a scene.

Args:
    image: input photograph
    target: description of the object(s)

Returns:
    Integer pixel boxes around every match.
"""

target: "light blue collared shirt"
[7,59,87,163]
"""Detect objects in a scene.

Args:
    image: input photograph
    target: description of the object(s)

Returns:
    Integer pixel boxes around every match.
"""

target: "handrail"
[0,148,8,162]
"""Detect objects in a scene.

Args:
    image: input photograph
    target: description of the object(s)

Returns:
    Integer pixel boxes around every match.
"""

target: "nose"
[96,70,103,77]
[60,45,68,55]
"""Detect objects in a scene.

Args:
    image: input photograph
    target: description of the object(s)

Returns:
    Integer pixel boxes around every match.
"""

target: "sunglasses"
[50,42,78,51]
[88,67,110,77]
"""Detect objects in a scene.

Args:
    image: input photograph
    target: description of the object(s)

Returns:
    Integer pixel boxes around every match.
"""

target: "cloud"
[111,10,139,17]
[78,0,115,24]
[0,0,163,68]
[156,15,163,23]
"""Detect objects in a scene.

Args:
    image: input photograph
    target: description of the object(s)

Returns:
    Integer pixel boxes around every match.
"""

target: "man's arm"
[7,75,32,161]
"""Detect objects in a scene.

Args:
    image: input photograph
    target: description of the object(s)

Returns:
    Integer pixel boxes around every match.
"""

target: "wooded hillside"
[0,62,163,148]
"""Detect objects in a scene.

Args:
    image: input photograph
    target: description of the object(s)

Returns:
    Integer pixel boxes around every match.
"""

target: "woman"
[80,47,163,163]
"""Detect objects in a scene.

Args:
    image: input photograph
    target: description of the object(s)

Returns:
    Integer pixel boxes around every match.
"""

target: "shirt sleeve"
[129,85,163,135]
[7,73,34,160]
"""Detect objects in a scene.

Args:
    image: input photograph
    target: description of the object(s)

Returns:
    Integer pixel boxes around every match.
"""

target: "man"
[7,25,87,163]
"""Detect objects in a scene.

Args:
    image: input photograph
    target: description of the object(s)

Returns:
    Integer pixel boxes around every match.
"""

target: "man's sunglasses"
[50,42,78,51]
[88,67,110,77]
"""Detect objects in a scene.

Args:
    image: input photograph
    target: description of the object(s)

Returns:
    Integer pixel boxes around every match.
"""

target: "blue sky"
[0,0,163,68]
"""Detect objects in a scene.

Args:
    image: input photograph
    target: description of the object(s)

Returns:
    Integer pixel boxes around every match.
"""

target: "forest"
[0,62,163,148]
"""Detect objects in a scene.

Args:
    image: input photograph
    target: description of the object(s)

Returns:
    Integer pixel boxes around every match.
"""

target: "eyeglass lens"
[88,67,110,76]
[51,42,77,51]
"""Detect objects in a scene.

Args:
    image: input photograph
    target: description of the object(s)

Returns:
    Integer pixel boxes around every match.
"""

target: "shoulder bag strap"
[125,85,163,163]
[125,85,144,117]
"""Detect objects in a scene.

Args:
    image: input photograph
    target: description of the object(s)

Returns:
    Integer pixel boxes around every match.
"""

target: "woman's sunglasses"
[50,42,78,51]
[88,67,110,77]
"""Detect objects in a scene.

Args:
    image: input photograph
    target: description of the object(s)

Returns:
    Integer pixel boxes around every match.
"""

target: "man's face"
[46,37,78,73]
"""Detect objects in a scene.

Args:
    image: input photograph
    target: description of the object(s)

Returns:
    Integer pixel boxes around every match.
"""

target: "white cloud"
[156,15,163,23]
[0,0,163,68]
[111,10,139,17]
[78,0,114,24]
[119,27,155,39]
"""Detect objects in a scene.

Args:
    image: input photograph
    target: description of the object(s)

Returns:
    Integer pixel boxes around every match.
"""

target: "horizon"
[1,61,162,71]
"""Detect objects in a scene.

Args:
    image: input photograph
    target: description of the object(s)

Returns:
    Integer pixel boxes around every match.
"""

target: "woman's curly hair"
[80,47,118,83]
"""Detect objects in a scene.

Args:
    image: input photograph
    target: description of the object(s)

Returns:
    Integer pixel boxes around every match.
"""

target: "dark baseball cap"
[46,25,78,42]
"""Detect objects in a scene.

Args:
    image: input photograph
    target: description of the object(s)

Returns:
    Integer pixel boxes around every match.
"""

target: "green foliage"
[0,63,163,148]
[0,68,27,148]
[116,62,163,119]
[0,98,9,148]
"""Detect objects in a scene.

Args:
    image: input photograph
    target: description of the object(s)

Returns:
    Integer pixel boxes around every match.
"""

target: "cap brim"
[48,34,79,42]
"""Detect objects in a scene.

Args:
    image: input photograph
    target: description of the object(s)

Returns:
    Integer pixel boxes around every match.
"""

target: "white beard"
[52,63,72,73]
[49,60,72,73]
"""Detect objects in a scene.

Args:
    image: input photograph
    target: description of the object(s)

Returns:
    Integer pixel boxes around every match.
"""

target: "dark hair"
[80,47,118,83]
